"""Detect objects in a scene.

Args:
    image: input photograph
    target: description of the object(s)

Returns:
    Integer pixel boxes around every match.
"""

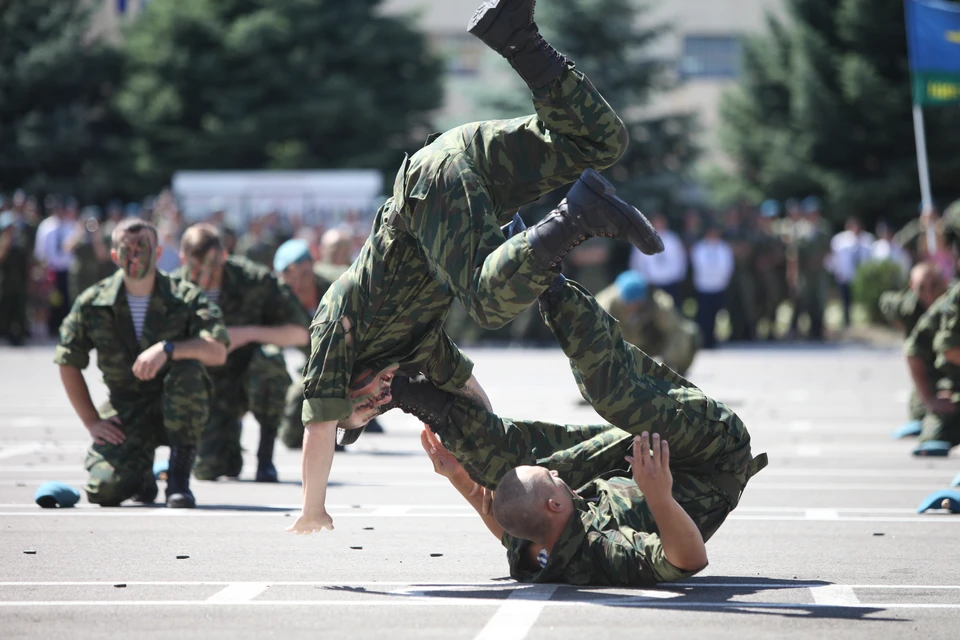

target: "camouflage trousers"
[919,404,960,448]
[394,65,627,330]
[437,281,765,540]
[85,361,210,506]
[194,346,292,480]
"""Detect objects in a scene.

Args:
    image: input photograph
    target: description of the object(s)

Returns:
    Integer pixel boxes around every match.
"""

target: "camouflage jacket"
[905,283,960,394]
[879,288,926,336]
[595,285,680,355]
[53,270,228,400]
[174,256,311,375]
[503,473,699,586]
[302,203,474,423]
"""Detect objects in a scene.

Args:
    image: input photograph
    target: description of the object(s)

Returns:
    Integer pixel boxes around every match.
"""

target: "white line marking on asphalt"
[366,506,412,517]
[4,581,960,589]
[804,509,840,520]
[206,583,269,603]
[0,443,44,459]
[0,600,956,609]
[473,585,557,640]
[794,445,823,457]
[789,420,813,433]
[810,585,861,606]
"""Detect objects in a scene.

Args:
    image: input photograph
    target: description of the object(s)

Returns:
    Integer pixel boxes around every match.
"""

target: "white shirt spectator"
[33,215,58,263]
[830,230,875,284]
[690,238,734,294]
[870,238,911,279]
[41,217,78,271]
[628,229,687,286]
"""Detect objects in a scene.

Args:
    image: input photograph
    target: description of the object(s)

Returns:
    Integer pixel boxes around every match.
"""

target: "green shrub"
[852,260,906,324]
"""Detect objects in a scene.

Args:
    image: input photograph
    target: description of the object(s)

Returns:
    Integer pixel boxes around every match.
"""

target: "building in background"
[89,0,788,165]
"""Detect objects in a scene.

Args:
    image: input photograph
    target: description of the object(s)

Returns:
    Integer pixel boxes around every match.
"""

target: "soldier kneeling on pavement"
[54,218,229,508]
[596,271,701,376]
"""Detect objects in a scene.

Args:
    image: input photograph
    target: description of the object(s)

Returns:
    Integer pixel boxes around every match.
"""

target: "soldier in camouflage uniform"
[790,197,832,340]
[54,219,229,508]
[595,271,700,375]
[396,275,766,585]
[753,201,786,340]
[175,224,311,483]
[287,0,664,535]
[881,263,947,436]
[0,209,32,345]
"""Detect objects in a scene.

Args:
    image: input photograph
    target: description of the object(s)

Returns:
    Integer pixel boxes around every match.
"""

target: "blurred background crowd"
[3,0,960,349]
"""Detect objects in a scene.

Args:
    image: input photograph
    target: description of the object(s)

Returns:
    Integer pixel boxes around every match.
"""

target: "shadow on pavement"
[321,576,902,622]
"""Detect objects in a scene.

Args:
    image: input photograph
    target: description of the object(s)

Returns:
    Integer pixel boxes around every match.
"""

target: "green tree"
[117,0,443,191]
[717,0,960,226]
[0,0,123,200]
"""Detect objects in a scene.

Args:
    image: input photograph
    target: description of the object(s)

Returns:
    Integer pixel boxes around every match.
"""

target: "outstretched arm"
[286,420,337,534]
[421,427,503,539]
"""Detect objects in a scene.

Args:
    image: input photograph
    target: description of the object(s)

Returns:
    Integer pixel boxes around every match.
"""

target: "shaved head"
[910,262,946,308]
[493,467,558,541]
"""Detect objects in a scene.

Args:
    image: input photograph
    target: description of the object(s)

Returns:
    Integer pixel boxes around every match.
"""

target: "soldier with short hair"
[287,0,664,535]
[400,274,766,585]
[175,223,311,482]
[54,218,229,508]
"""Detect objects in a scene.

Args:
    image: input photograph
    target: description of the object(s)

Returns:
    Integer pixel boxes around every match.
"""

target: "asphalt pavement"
[1,343,958,639]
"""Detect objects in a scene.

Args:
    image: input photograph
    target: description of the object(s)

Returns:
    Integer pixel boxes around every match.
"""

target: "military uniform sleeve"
[53,297,93,369]
[586,529,702,585]
[878,290,907,327]
[933,289,960,355]
[905,303,939,360]
[186,287,230,345]
[262,272,312,328]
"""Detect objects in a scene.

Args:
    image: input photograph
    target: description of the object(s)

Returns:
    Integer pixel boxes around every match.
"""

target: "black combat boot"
[133,468,158,504]
[255,426,279,483]
[468,0,568,90]
[165,446,197,509]
[527,169,663,269]
[504,212,568,295]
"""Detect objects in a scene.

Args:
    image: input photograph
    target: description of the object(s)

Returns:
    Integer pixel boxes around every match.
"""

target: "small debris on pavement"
[176,555,189,559]
[23,550,36,555]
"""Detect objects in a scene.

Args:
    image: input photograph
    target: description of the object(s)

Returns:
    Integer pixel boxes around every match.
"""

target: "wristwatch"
[162,340,175,361]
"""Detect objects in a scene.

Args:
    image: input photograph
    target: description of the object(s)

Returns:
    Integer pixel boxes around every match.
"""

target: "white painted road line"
[0,443,45,460]
[804,509,840,520]
[206,583,269,603]
[0,600,957,610]
[4,581,960,589]
[473,584,557,640]
[810,585,861,606]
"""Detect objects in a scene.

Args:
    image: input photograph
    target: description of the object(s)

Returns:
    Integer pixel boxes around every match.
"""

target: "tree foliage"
[718,0,960,226]
[116,0,444,190]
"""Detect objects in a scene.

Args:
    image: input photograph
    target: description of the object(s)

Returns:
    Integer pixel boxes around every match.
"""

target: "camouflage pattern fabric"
[796,221,832,338]
[595,284,700,375]
[434,280,765,586]
[53,270,227,504]
[905,283,960,447]
[303,65,628,424]
[173,257,309,479]
[881,287,930,421]
[84,361,211,505]
[0,221,32,343]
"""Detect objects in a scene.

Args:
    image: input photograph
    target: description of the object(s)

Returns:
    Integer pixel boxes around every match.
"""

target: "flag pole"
[912,104,934,214]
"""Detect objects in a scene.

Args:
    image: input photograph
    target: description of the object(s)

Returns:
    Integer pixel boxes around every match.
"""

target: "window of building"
[679,35,741,80]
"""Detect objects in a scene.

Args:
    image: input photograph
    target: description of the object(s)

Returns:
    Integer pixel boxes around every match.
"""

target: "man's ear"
[546,497,565,513]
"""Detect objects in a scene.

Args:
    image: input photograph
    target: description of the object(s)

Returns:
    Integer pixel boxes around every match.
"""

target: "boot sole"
[166,494,196,509]
[576,169,664,255]
[337,424,367,446]
[467,1,533,44]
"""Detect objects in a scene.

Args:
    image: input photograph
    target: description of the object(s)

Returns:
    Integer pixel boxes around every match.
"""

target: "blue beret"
[273,239,312,273]
[615,271,648,303]
[124,202,141,218]
[759,200,781,218]
[801,196,821,213]
[34,481,80,508]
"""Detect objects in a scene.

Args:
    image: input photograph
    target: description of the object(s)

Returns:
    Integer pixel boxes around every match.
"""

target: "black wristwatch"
[162,340,175,361]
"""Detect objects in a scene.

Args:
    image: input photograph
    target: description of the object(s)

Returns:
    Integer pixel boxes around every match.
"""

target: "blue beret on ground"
[273,239,312,273]
[34,481,80,508]
[890,420,923,439]
[916,490,960,514]
[615,271,648,303]
[153,459,169,480]
[912,440,952,457]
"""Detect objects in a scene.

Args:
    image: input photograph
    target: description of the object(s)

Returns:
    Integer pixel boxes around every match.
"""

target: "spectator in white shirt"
[690,224,735,348]
[829,217,875,327]
[870,220,911,281]
[628,213,688,303]
[35,196,79,337]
